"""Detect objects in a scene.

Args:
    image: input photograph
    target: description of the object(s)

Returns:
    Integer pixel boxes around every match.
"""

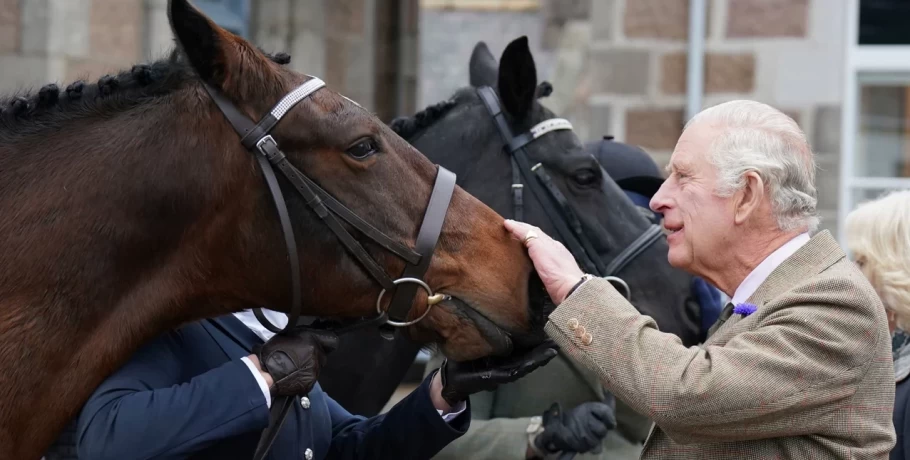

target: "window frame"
[838,0,910,245]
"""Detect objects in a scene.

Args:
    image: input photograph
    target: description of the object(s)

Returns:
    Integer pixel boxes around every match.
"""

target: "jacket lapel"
[202,315,265,359]
[703,231,844,346]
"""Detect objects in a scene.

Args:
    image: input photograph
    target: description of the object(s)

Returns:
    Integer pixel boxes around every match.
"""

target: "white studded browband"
[529,118,574,139]
[270,77,327,120]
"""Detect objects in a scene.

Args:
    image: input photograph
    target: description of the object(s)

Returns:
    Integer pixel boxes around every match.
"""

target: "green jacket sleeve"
[431,417,532,460]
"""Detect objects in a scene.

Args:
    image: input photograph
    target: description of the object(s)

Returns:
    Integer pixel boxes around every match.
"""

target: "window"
[839,0,910,245]
[195,0,251,38]
[856,76,910,178]
[859,0,910,45]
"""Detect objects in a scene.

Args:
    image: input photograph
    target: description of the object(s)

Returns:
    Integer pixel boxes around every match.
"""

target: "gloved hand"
[533,401,617,459]
[439,340,559,406]
[254,328,339,397]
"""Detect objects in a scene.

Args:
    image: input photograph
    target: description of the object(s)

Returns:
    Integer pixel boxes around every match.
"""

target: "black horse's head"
[392,36,702,347]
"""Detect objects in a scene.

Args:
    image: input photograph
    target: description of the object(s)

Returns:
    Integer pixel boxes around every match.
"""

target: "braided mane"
[0,50,291,138]
[389,98,459,139]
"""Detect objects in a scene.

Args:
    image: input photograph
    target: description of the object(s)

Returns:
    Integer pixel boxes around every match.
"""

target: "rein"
[202,77,456,460]
[476,86,663,298]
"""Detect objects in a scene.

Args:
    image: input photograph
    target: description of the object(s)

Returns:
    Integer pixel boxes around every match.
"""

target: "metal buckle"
[255,135,283,162]
[375,277,449,327]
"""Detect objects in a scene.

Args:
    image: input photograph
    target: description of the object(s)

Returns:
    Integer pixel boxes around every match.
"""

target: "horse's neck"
[0,110,256,458]
[0,272,206,459]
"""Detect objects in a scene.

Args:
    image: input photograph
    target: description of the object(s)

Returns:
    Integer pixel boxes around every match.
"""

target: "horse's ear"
[497,36,537,119]
[469,41,498,87]
[168,0,247,88]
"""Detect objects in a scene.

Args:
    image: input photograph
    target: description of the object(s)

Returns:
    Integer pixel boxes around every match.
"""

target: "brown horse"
[0,1,543,458]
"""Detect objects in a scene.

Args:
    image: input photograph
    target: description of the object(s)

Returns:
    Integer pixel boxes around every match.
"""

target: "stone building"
[2,0,910,241]
[419,0,910,242]
[0,0,419,122]
[420,0,847,237]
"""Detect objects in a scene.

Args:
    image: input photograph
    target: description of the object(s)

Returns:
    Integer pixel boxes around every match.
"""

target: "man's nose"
[650,182,670,213]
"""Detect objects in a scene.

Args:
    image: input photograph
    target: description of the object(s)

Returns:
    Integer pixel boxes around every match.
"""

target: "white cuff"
[241,356,271,409]
[437,400,467,423]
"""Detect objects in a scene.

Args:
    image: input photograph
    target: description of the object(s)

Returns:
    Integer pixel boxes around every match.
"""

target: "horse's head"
[392,36,703,346]
[166,1,540,360]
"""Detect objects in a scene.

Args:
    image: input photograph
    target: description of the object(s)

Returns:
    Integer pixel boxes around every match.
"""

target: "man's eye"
[346,138,380,159]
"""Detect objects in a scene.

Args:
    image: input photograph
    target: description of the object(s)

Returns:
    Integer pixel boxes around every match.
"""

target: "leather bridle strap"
[203,77,458,460]
[477,86,603,275]
[530,163,608,275]
[476,86,664,281]
[603,222,663,276]
[203,82,307,334]
[384,168,455,324]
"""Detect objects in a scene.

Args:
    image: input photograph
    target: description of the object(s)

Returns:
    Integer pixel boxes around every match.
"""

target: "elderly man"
[505,100,896,458]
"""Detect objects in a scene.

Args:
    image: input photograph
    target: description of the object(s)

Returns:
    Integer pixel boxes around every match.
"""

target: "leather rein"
[476,86,664,298]
[202,77,456,460]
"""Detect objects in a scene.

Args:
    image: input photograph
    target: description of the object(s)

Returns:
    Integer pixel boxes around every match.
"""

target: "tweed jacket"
[545,231,896,459]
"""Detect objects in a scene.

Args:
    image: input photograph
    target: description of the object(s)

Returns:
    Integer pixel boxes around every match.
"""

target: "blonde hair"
[845,189,910,330]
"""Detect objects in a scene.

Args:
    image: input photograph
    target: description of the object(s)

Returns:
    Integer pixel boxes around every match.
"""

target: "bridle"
[203,76,456,460]
[476,86,664,298]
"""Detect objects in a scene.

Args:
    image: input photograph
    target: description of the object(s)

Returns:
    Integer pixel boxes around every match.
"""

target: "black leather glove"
[254,328,338,397]
[439,340,559,406]
[533,401,617,459]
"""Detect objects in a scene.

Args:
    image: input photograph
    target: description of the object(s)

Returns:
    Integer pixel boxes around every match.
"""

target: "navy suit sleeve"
[327,371,470,459]
[75,329,270,460]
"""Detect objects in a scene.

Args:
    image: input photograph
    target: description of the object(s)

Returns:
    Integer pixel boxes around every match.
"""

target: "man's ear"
[733,171,765,225]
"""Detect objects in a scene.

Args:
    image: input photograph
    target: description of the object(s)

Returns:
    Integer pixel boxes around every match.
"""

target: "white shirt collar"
[730,232,811,305]
[232,309,288,343]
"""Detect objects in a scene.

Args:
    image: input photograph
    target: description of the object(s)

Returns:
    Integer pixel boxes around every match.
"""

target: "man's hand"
[532,401,617,459]
[503,220,584,304]
[253,328,338,397]
[437,341,559,406]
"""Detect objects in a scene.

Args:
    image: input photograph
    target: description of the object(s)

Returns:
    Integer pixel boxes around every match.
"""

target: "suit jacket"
[545,230,896,459]
[64,315,469,460]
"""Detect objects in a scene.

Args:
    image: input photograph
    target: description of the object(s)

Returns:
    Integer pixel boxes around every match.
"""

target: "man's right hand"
[252,328,338,397]
[529,401,617,459]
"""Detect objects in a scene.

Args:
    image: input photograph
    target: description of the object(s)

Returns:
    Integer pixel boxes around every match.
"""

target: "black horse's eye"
[573,169,599,187]
[346,138,380,159]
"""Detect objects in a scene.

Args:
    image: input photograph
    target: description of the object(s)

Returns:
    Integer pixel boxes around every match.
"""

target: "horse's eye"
[346,138,380,160]
[573,169,598,187]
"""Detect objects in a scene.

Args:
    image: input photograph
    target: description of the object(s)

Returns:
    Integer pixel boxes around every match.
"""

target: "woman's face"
[854,255,897,334]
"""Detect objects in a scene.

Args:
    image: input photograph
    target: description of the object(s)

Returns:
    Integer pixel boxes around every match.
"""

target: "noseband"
[476,86,663,299]
[203,77,455,460]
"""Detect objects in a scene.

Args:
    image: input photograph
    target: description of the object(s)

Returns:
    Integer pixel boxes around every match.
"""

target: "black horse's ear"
[469,41,498,87]
[168,0,235,87]
[497,36,537,119]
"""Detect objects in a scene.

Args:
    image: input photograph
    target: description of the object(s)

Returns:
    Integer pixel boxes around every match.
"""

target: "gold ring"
[524,230,539,244]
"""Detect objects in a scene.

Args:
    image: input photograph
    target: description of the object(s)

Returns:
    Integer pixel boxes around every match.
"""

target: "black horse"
[317,36,702,416]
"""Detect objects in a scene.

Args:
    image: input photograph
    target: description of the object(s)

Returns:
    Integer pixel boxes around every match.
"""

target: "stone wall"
[540,0,846,235]
[418,6,555,107]
[0,0,418,122]
[0,0,143,95]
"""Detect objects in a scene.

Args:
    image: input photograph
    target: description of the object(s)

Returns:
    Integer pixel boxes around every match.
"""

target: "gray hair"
[686,100,819,233]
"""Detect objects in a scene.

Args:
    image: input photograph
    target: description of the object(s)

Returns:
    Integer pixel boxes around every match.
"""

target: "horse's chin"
[442,297,514,358]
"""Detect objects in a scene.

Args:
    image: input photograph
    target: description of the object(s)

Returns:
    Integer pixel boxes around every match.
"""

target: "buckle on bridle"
[255,135,284,162]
